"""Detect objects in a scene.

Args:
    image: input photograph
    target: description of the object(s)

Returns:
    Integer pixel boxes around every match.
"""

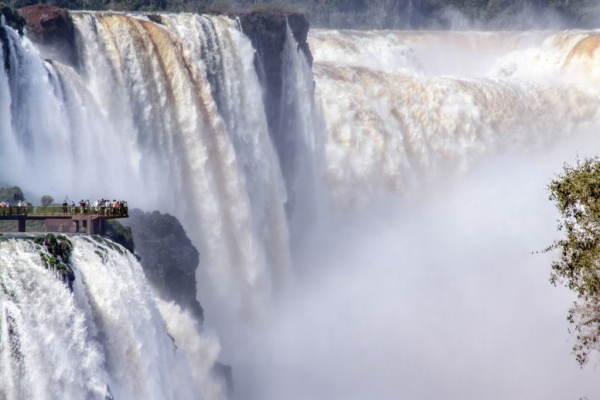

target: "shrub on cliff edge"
[547,156,600,366]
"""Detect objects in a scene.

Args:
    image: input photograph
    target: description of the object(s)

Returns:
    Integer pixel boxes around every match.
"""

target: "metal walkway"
[0,206,129,234]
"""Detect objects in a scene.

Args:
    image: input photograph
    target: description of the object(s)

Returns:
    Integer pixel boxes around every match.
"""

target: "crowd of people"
[62,199,129,216]
[0,200,29,215]
[0,198,128,217]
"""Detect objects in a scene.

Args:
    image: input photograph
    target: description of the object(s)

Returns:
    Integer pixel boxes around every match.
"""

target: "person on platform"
[62,200,68,215]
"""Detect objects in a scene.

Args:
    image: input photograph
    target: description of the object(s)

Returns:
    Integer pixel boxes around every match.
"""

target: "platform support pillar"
[18,218,25,233]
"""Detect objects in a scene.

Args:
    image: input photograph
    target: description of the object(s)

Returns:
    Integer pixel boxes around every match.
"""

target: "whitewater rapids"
[215,28,600,399]
[3,10,600,399]
[310,29,600,205]
[0,236,225,400]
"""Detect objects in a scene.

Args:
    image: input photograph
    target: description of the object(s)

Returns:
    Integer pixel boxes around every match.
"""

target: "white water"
[0,13,312,315]
[311,29,600,205]
[3,10,600,399]
[0,236,224,399]
[156,299,226,400]
[215,29,600,399]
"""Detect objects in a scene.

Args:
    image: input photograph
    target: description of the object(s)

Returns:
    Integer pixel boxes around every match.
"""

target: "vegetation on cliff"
[105,220,135,254]
[32,233,76,289]
[292,0,600,29]
[547,157,600,366]
[2,0,596,29]
[0,2,26,32]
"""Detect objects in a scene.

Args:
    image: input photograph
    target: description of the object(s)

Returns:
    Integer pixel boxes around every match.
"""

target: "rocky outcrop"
[33,233,76,290]
[238,11,312,153]
[0,3,26,70]
[122,209,204,323]
[0,3,26,33]
[19,5,78,67]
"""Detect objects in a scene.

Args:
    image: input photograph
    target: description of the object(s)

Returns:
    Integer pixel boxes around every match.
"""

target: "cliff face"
[238,11,312,166]
[0,3,26,70]
[19,5,78,67]
[15,7,312,145]
[123,209,204,323]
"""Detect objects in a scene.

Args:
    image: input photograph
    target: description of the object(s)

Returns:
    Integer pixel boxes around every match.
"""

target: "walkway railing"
[0,206,129,217]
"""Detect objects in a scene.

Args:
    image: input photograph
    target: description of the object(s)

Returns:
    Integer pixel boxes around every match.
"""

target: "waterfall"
[279,20,325,241]
[0,235,224,400]
[217,29,600,399]
[310,29,600,205]
[0,12,308,314]
[4,8,600,398]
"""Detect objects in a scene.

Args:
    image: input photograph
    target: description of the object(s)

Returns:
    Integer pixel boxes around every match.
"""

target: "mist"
[211,128,600,400]
[4,7,600,399]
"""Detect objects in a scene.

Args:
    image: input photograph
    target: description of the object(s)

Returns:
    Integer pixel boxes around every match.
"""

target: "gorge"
[2,4,600,399]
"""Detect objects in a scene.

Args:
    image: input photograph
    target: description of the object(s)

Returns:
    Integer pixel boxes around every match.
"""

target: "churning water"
[2,12,600,399]
[222,29,600,399]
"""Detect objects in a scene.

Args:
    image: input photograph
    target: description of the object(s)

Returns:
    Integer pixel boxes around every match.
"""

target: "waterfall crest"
[310,29,600,205]
[0,12,320,312]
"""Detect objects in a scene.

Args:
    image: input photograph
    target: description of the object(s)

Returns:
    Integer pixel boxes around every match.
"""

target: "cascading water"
[3,5,600,398]
[215,29,600,399]
[279,21,325,241]
[310,29,600,205]
[0,235,225,400]
[0,12,312,315]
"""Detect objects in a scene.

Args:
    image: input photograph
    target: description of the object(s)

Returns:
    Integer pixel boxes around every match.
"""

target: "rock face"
[0,3,26,33]
[19,5,77,67]
[0,3,26,70]
[123,209,204,323]
[238,11,312,159]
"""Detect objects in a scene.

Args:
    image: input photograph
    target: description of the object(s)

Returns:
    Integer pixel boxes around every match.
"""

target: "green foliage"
[0,186,24,203]
[104,220,135,254]
[246,1,299,13]
[1,0,595,27]
[33,233,75,288]
[547,156,600,366]
[0,3,26,33]
[41,195,54,207]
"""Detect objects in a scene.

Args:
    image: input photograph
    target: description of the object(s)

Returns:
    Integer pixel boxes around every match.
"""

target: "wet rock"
[0,3,26,33]
[237,10,312,153]
[123,209,204,323]
[19,5,78,67]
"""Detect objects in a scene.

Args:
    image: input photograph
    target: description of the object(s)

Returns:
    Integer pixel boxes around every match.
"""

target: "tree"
[0,186,24,203]
[547,156,600,366]
[41,195,54,206]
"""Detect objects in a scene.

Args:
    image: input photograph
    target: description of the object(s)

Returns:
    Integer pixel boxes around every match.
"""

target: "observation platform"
[0,206,128,234]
